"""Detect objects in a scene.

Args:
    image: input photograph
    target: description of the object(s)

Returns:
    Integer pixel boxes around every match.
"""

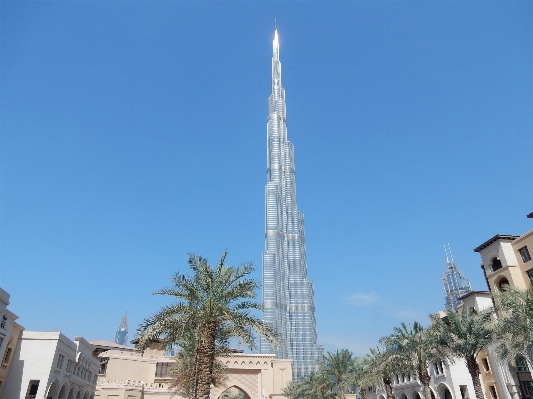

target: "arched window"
[497,277,510,291]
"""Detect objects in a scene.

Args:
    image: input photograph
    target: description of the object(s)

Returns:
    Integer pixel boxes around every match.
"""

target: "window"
[491,258,503,272]
[2,347,12,364]
[56,354,65,369]
[489,386,498,399]
[99,358,109,375]
[497,277,510,291]
[482,358,491,372]
[519,247,532,263]
[155,362,172,378]
[434,361,444,375]
[520,381,533,399]
[460,385,468,399]
[26,380,40,398]
[0,316,6,329]
[528,269,533,284]
[517,356,530,372]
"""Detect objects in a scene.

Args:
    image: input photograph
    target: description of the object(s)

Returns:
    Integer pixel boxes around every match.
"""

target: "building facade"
[92,340,292,399]
[0,287,24,397]
[3,331,99,399]
[260,26,323,379]
[473,216,533,399]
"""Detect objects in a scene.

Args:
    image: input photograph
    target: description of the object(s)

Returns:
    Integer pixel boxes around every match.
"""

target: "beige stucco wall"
[95,346,292,399]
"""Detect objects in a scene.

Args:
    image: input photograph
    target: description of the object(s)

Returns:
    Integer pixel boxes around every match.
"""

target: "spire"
[442,246,472,311]
[115,312,128,346]
[273,26,280,61]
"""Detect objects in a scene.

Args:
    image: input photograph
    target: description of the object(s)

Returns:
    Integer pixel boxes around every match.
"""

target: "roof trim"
[457,290,490,300]
[473,234,520,252]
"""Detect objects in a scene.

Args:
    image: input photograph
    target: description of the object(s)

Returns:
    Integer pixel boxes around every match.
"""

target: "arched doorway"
[217,386,251,399]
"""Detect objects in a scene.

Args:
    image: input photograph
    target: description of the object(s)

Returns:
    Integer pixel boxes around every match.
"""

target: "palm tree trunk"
[466,357,485,399]
[419,368,432,399]
[360,387,368,399]
[196,321,218,399]
[383,376,394,399]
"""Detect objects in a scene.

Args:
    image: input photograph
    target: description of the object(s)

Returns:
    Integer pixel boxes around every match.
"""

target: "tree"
[363,346,397,399]
[318,349,356,399]
[136,251,280,399]
[431,308,494,399]
[349,356,377,399]
[494,285,533,366]
[381,322,444,399]
[283,370,336,399]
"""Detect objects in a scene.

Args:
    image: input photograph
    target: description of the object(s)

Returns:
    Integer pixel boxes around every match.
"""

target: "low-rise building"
[3,332,99,399]
[91,340,292,399]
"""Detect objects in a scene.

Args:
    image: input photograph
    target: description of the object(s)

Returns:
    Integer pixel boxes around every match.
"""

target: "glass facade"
[442,246,472,311]
[260,28,323,379]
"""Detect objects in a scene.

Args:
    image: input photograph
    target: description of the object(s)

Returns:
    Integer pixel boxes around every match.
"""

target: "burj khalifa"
[260,27,323,379]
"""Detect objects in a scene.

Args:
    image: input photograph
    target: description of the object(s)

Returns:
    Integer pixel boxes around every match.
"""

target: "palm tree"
[136,250,280,399]
[431,308,494,399]
[381,322,445,399]
[283,371,336,399]
[364,346,397,399]
[494,285,533,366]
[349,356,377,399]
[319,349,356,399]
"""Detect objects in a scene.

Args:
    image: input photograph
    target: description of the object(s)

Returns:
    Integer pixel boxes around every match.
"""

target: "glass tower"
[442,245,472,311]
[115,312,128,346]
[260,27,323,379]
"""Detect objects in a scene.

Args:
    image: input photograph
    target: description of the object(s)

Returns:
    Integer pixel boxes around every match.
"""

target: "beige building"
[91,340,292,399]
[472,213,533,399]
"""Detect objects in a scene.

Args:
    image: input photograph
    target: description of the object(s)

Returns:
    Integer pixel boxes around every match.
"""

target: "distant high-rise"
[260,26,323,379]
[115,312,128,346]
[443,245,472,311]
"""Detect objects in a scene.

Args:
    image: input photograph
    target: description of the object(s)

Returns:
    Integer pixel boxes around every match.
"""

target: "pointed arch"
[217,385,252,399]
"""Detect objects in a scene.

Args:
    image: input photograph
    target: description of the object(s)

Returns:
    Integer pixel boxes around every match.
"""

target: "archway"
[58,383,69,399]
[45,379,60,399]
[217,386,251,399]
[67,386,76,399]
[497,277,510,291]
[438,384,453,399]
[412,391,422,399]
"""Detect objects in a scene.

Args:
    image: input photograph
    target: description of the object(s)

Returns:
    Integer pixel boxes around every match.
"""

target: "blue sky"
[1,1,532,356]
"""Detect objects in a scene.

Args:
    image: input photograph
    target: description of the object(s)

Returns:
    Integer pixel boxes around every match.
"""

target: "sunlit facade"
[260,28,323,379]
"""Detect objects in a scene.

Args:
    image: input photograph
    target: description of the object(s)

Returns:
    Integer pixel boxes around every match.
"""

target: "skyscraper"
[115,312,128,346]
[442,245,472,311]
[260,27,323,379]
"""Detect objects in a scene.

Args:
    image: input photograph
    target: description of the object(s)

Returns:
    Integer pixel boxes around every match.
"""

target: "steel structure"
[260,27,323,379]
[443,245,472,311]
